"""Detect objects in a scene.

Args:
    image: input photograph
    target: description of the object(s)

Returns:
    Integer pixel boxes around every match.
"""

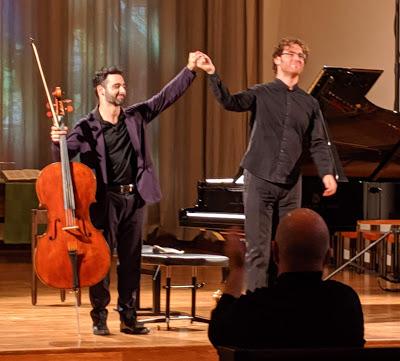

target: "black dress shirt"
[208,272,365,349]
[208,74,333,184]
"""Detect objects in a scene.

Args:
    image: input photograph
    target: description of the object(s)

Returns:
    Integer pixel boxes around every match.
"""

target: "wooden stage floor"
[0,253,400,360]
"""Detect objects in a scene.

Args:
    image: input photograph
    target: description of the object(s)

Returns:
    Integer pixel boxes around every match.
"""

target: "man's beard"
[105,92,125,106]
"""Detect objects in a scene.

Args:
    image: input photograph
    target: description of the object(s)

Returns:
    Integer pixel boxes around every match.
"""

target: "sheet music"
[1,169,40,181]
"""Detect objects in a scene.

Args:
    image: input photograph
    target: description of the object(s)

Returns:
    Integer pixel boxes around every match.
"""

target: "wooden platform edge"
[0,345,218,361]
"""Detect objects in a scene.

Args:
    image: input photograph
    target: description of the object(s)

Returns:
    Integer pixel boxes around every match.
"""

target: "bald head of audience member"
[274,208,330,274]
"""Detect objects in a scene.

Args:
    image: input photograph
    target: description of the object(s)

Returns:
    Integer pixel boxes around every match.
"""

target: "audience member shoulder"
[324,278,360,296]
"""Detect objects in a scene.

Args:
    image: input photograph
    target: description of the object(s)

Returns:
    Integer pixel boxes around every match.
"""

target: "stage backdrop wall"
[262,0,395,110]
[0,0,397,239]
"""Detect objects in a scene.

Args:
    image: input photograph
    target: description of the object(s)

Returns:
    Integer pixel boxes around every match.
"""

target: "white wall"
[263,0,396,110]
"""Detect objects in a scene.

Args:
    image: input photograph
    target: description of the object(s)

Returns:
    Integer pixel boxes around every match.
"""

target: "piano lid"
[307,66,400,180]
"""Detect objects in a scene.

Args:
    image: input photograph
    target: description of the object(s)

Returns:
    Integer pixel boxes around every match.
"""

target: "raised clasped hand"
[196,53,215,74]
[187,50,206,71]
[187,51,215,74]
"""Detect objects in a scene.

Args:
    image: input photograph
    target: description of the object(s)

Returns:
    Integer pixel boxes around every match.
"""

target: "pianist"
[196,38,337,291]
[208,208,365,349]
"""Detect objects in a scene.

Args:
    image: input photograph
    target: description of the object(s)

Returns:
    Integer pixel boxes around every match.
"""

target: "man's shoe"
[91,309,110,336]
[120,320,150,335]
[118,305,149,335]
[93,320,110,336]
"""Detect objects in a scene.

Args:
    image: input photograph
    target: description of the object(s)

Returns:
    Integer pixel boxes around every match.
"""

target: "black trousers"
[243,170,302,291]
[89,190,145,316]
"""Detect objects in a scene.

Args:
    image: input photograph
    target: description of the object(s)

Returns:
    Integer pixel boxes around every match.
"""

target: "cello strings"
[60,133,76,227]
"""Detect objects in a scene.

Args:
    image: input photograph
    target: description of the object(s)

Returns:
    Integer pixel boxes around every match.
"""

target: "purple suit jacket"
[52,67,196,205]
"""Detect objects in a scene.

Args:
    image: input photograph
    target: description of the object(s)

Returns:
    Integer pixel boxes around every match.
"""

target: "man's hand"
[223,228,246,298]
[196,53,216,74]
[187,51,204,71]
[322,174,337,197]
[50,125,68,144]
[224,230,246,271]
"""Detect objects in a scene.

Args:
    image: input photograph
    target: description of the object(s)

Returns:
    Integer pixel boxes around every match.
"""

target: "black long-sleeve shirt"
[208,272,365,349]
[208,74,333,184]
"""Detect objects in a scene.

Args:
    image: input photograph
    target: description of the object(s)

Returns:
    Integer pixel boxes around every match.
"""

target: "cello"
[31,40,111,291]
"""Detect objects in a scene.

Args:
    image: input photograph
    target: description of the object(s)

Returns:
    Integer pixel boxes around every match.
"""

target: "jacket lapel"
[124,113,141,155]
[87,109,108,183]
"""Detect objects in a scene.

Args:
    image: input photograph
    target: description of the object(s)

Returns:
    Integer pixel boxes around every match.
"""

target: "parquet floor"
[0,252,399,360]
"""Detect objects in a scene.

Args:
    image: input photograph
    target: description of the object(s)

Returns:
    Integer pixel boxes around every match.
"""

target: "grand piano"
[179,67,400,233]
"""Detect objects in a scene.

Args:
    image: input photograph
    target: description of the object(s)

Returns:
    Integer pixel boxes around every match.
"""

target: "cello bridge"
[62,225,80,231]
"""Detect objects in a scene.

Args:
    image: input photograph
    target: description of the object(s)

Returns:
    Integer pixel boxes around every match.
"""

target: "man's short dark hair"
[272,38,309,74]
[92,66,124,98]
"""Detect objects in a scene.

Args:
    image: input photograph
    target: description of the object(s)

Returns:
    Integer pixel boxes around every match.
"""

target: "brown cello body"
[35,162,111,289]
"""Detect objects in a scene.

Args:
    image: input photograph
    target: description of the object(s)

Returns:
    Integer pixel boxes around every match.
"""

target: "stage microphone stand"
[324,228,400,281]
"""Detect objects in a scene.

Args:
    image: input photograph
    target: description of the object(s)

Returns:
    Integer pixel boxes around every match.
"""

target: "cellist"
[50,51,204,335]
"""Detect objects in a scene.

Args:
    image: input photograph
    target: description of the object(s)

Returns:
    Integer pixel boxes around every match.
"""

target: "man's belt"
[108,184,136,194]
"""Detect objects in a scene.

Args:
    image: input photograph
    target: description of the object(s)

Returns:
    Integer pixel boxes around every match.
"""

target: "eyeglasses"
[281,52,307,61]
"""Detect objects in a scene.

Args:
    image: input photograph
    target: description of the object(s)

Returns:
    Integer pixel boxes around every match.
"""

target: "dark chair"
[218,346,400,361]
[333,230,358,267]
[140,246,229,329]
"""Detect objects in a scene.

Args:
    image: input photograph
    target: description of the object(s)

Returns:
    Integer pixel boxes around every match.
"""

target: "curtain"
[0,0,152,169]
[0,0,263,238]
[153,0,263,236]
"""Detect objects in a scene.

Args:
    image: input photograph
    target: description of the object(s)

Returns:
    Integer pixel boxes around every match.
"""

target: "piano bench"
[140,246,229,330]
